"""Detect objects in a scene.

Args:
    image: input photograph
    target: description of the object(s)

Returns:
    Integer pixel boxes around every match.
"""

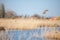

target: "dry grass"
[41,31,60,40]
[0,18,60,30]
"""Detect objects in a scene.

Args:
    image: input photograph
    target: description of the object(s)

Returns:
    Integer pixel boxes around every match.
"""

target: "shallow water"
[1,27,60,40]
[7,28,42,40]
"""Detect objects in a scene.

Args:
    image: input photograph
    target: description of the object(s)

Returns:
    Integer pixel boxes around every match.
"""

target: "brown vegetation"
[41,31,60,40]
[0,18,60,30]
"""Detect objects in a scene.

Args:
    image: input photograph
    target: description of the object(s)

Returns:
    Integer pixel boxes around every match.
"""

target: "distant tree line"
[0,4,60,20]
[0,4,50,19]
[0,9,50,19]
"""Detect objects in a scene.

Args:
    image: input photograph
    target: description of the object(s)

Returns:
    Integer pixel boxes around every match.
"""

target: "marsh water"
[0,27,60,40]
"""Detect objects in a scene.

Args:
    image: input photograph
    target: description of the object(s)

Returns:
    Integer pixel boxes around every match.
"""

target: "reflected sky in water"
[6,27,60,40]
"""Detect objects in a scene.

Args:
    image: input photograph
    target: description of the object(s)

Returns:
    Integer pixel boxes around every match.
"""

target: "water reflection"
[0,27,60,40]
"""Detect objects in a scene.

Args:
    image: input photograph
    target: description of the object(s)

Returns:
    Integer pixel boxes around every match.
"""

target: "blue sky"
[0,0,60,17]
